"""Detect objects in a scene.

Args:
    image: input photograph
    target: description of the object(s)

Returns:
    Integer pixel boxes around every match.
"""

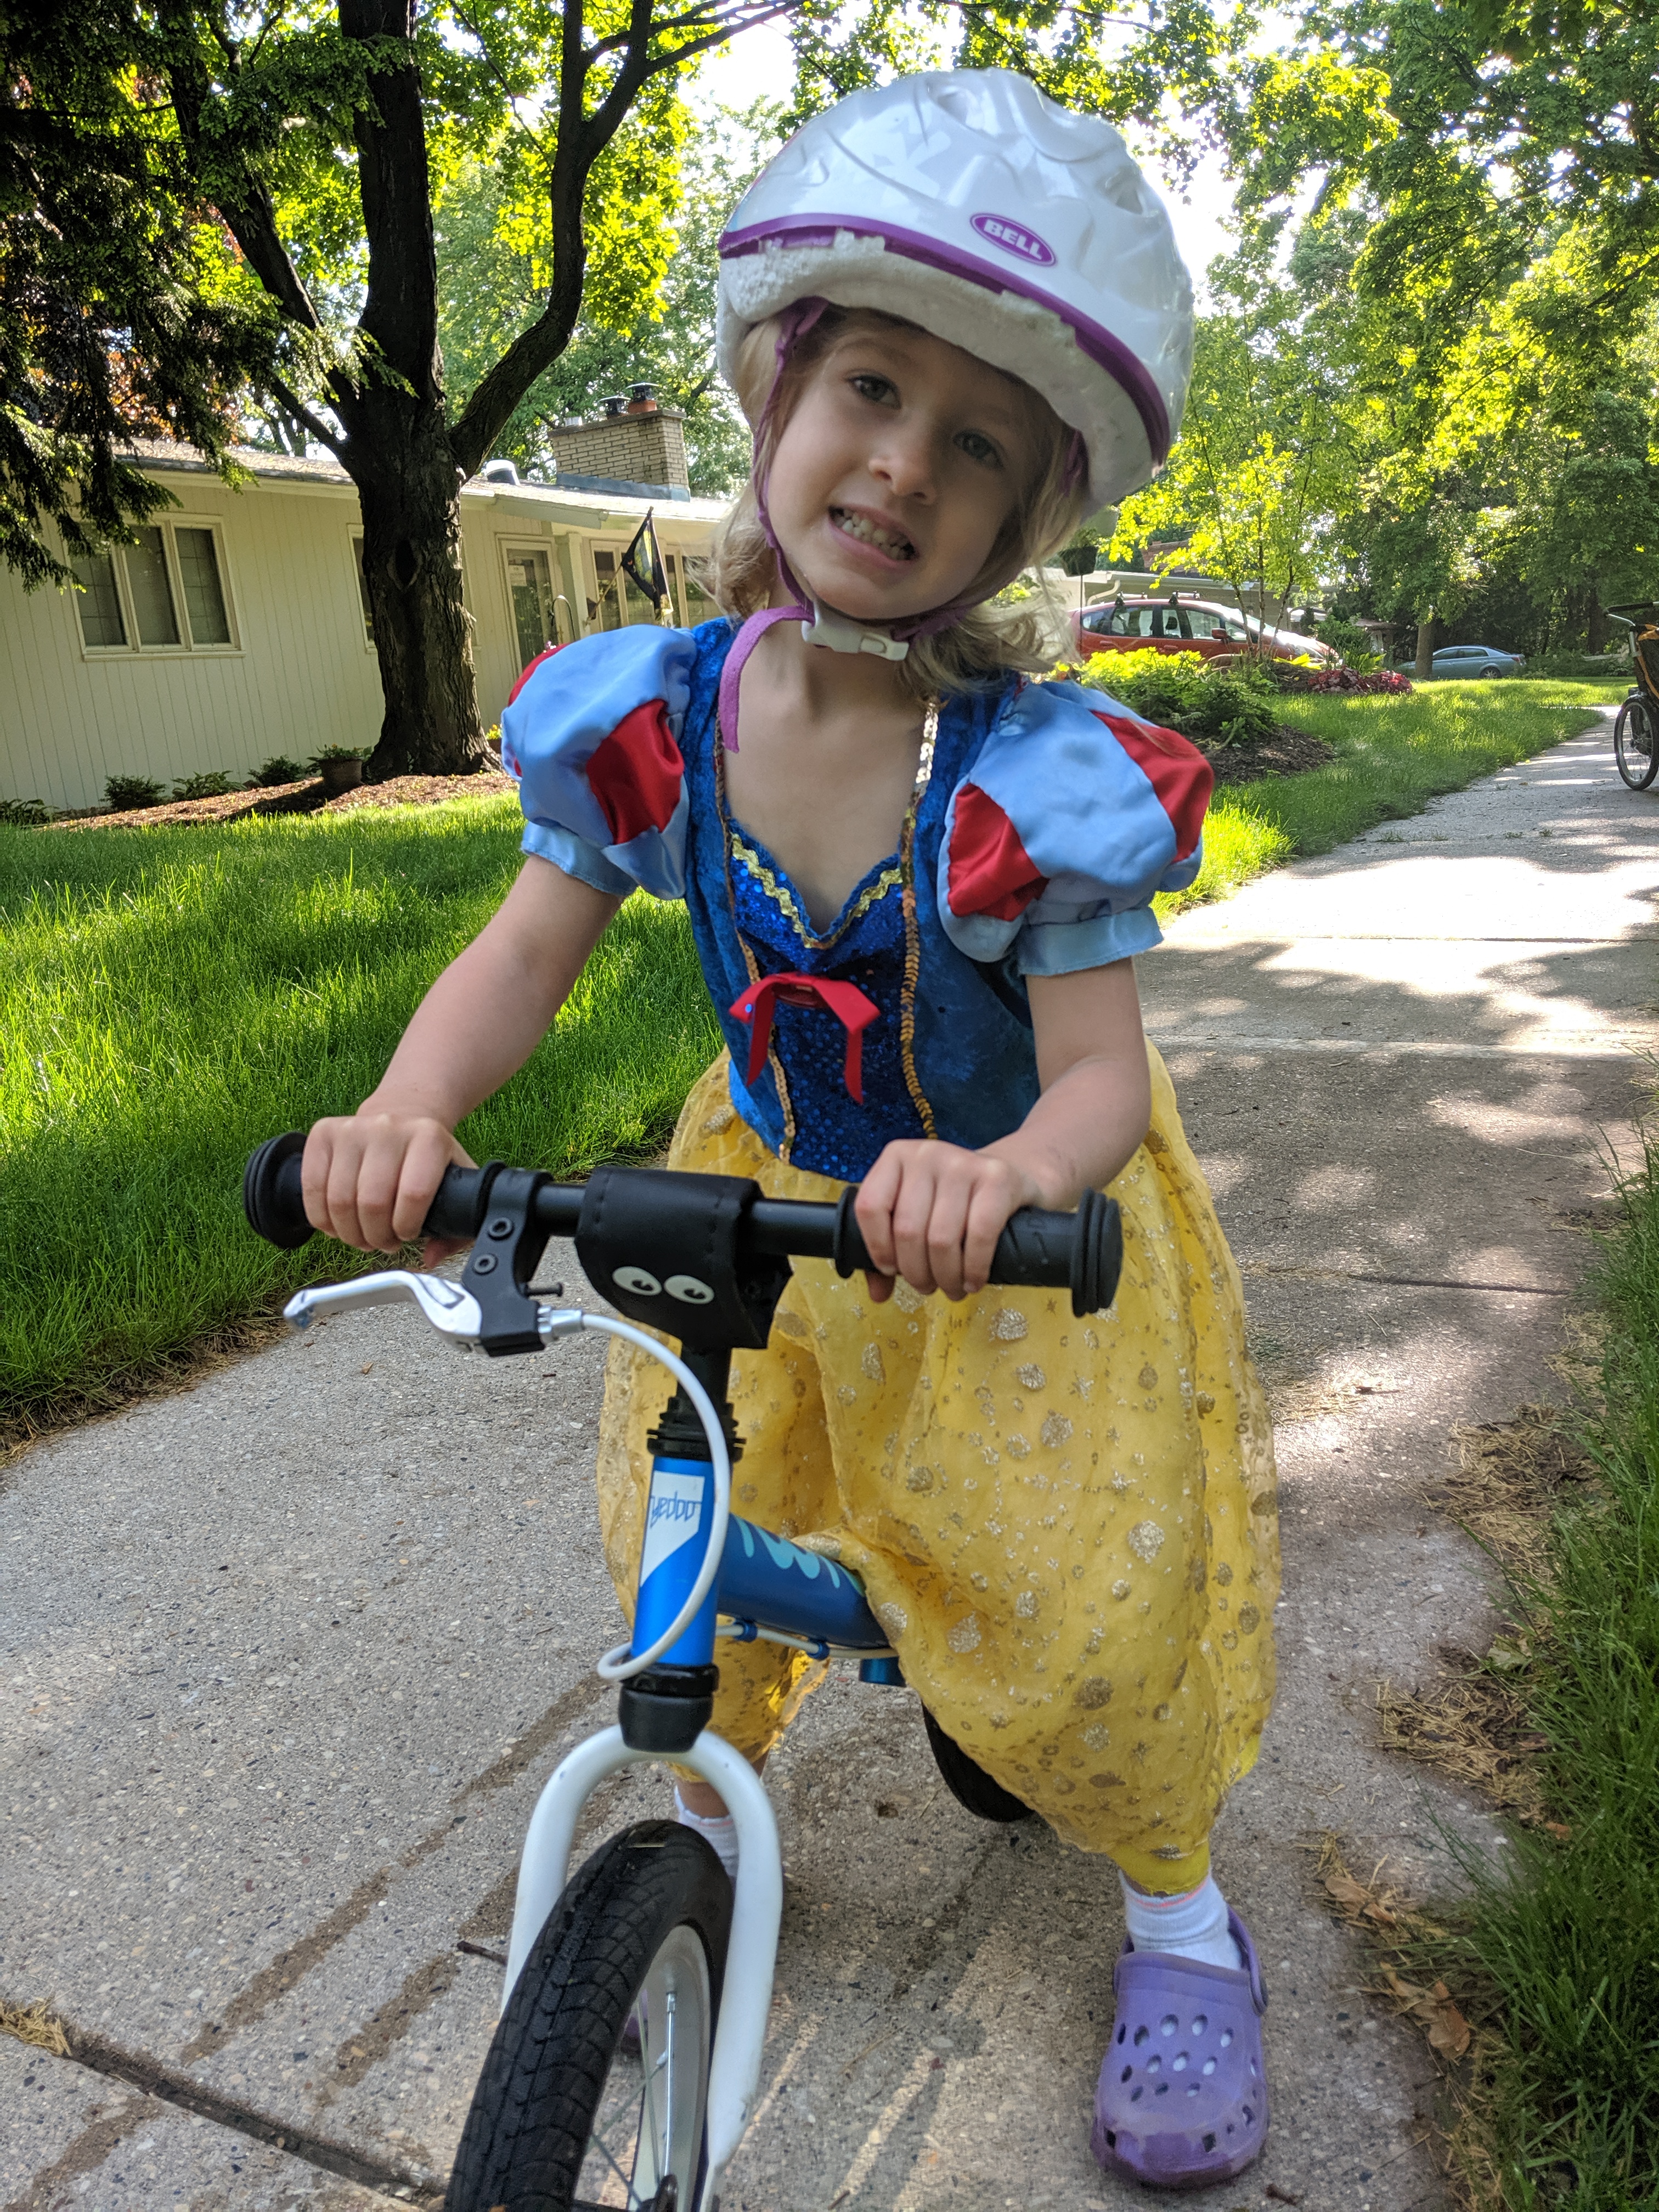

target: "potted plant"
[311,744,370,795]
[1056,528,1102,578]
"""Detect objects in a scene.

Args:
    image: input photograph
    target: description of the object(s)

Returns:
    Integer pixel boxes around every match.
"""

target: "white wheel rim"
[580,1923,712,2209]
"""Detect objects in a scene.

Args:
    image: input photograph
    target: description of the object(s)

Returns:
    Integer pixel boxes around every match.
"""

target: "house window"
[176,527,232,644]
[591,546,659,631]
[71,552,128,647]
[71,521,236,653]
[127,527,180,645]
[677,552,716,627]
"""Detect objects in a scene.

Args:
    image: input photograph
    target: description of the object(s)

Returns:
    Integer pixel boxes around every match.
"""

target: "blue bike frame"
[635,1452,894,1665]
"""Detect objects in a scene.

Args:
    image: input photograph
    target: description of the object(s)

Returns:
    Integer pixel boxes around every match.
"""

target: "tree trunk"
[1587,595,1609,654]
[338,0,486,781]
[345,403,485,777]
[1414,611,1442,677]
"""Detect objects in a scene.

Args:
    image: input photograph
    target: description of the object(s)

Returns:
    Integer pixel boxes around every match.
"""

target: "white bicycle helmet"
[717,69,1193,507]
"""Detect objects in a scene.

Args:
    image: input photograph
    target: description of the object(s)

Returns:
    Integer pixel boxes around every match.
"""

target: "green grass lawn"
[1160,677,1624,914]
[1,678,1620,1440]
[1,793,716,1446]
[1395,1136,1659,2208]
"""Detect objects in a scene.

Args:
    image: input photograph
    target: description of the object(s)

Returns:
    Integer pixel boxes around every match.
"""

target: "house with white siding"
[1,439,729,815]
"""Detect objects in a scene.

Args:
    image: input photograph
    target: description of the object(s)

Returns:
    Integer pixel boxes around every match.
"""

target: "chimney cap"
[601,394,629,416]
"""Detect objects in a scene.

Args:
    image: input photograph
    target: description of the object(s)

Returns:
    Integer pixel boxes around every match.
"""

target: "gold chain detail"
[898,701,940,1139]
[728,836,904,949]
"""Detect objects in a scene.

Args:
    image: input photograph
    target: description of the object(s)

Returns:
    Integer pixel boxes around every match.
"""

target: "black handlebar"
[244,1130,1124,1321]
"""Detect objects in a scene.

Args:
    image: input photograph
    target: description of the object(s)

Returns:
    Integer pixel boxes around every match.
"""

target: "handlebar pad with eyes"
[243,1132,1124,1316]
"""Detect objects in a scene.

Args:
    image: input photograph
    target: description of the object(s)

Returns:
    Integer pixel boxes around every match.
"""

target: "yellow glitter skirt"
[595,1048,1279,1889]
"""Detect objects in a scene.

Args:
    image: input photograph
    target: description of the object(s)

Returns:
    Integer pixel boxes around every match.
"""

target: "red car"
[1070,595,1336,665]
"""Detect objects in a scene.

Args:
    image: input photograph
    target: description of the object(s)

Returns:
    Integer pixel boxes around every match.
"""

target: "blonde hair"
[707,307,1088,699]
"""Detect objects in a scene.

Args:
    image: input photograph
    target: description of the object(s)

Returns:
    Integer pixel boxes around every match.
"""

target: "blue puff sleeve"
[935,679,1214,976]
[500,625,697,901]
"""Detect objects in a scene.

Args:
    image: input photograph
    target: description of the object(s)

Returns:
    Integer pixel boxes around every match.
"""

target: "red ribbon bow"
[729,973,881,1103]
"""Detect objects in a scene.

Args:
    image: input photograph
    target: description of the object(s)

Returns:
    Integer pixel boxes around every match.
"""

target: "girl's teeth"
[834,510,912,557]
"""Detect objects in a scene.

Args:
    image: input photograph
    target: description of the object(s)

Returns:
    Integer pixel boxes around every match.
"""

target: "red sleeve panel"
[946,782,1051,921]
[1093,712,1213,866]
[585,698,686,845]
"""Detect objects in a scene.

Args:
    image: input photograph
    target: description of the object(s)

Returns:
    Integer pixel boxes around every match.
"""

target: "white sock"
[1120,1871,1244,1972]
[674,1787,739,1882]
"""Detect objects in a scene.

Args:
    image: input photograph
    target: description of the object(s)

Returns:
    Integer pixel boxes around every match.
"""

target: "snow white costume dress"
[501,615,1280,1895]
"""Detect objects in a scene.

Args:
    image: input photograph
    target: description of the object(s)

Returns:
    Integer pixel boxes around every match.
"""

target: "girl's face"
[764,321,1038,627]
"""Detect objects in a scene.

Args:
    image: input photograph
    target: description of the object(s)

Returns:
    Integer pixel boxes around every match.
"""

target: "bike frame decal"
[634,1455,720,1667]
[640,1467,709,1584]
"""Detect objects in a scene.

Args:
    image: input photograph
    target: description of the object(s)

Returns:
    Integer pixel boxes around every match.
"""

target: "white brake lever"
[284,1271,484,1345]
[283,1273,589,1352]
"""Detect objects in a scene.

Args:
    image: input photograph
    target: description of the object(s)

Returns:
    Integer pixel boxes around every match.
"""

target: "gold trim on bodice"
[899,701,940,1138]
[716,692,941,1158]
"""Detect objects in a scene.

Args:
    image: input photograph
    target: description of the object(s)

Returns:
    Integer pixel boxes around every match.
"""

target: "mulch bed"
[47,723,1332,832]
[50,769,515,831]
[1199,723,1335,787]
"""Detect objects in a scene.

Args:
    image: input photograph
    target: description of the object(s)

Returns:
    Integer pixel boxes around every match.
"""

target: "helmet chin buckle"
[801,600,910,662]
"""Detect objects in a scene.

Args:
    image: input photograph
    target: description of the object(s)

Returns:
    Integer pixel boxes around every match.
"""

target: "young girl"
[303,70,1278,2191]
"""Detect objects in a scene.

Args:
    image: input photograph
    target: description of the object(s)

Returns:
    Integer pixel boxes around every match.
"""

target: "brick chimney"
[551,385,689,490]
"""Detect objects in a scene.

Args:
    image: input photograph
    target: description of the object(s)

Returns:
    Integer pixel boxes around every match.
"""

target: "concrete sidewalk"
[5,712,1656,2212]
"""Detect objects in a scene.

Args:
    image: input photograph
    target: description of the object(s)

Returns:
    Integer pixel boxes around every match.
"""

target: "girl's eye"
[957,430,1002,468]
[849,373,898,405]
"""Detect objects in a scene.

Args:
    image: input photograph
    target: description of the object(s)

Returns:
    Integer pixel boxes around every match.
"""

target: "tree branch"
[267,374,346,456]
[584,0,794,66]
[453,0,792,471]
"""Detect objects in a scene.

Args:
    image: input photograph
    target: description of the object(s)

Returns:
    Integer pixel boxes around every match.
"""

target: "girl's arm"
[302,857,623,1252]
[855,957,1152,1302]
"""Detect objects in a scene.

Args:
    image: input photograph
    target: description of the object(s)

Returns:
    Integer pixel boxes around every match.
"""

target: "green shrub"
[1526,647,1628,678]
[309,743,370,765]
[105,775,165,812]
[1314,616,1381,670]
[250,755,307,788]
[172,771,237,800]
[1077,647,1280,747]
[1,797,49,826]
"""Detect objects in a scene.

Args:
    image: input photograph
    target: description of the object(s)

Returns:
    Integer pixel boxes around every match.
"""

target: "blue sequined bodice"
[679,624,1043,1180]
[718,762,930,1181]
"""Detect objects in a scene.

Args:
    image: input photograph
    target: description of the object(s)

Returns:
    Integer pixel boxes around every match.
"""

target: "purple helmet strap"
[753,297,829,611]
[718,604,806,753]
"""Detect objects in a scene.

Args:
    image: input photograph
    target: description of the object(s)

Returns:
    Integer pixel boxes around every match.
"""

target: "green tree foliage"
[433,102,781,495]
[7,0,1261,773]
[1110,225,1364,628]
[1209,0,1659,656]
[0,3,274,588]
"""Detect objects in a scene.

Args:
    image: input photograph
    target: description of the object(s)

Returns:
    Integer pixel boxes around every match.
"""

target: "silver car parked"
[1426,644,1527,678]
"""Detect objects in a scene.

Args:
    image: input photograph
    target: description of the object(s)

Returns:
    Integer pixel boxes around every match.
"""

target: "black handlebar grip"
[242,1133,498,1252]
[986,1206,1076,1291]
[830,1186,1123,1316]
[422,1164,491,1244]
[244,1131,313,1249]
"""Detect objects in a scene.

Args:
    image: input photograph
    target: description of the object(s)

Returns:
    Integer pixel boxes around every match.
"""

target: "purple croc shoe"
[1091,1909,1269,2191]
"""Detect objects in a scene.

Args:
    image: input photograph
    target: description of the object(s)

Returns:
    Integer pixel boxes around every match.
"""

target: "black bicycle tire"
[921,1704,1034,1823]
[1615,700,1659,791]
[445,1820,732,2212]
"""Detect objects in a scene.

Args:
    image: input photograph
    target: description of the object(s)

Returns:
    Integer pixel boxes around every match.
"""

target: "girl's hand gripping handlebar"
[243,1131,1124,1320]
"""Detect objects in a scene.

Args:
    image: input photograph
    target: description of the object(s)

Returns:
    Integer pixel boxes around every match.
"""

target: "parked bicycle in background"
[1608,602,1659,791]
